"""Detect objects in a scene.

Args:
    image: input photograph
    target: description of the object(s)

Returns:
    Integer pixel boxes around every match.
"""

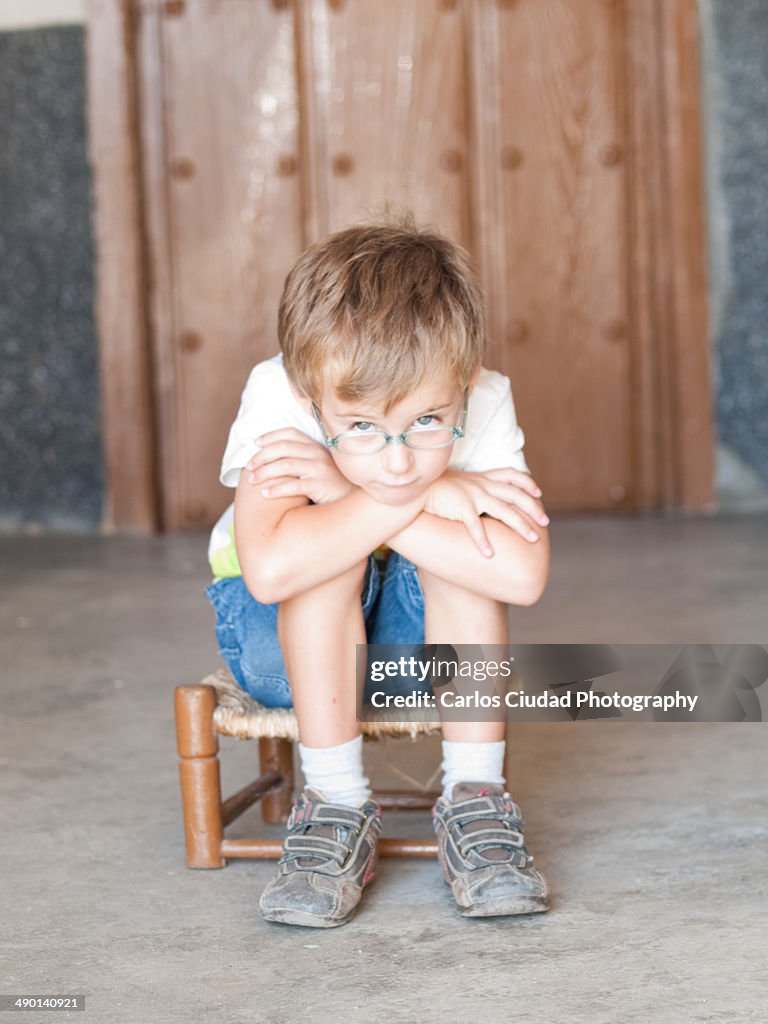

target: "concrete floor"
[1,513,767,1023]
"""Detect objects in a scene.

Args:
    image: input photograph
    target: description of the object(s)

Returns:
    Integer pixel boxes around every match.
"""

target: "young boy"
[205,217,551,927]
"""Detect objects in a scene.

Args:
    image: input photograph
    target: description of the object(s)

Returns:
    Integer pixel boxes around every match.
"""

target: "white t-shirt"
[207,353,530,575]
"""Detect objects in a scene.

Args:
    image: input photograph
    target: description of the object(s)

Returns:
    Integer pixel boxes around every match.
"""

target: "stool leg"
[175,685,225,868]
[258,737,295,823]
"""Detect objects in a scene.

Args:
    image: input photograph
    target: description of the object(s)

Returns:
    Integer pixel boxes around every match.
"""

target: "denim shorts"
[204,551,427,708]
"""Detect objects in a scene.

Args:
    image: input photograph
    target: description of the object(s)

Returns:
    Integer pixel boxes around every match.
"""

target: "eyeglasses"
[311,387,469,456]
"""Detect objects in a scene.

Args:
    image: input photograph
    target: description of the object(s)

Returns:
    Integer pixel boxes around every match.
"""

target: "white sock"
[440,739,506,801]
[297,734,372,808]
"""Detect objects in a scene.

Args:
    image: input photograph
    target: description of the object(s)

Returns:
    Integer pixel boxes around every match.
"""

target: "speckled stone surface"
[701,0,768,488]
[0,25,103,531]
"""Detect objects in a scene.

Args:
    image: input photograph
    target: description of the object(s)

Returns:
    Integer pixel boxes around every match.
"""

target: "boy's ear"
[468,363,482,392]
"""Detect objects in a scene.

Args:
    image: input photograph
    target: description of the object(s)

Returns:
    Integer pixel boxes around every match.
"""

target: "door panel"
[89,0,712,529]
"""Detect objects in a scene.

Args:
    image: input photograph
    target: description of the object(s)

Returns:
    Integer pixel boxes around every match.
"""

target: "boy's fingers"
[484,482,549,525]
[252,428,316,446]
[259,476,309,498]
[488,498,540,542]
[249,459,307,483]
[247,432,325,467]
[484,468,543,497]
[462,511,493,557]
[248,442,321,468]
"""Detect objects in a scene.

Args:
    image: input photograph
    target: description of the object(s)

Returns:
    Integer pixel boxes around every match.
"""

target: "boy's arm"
[387,511,550,606]
[386,468,550,605]
[237,428,549,604]
[233,468,426,604]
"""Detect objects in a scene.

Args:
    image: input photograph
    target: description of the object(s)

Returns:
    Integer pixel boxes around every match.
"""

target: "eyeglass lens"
[335,427,456,454]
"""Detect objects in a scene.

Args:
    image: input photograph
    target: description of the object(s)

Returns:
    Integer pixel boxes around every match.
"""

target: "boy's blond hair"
[278,214,486,412]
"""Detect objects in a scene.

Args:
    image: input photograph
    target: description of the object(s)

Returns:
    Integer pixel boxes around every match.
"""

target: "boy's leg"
[260,559,383,928]
[418,566,551,917]
[418,566,508,798]
[277,557,368,749]
[419,567,508,744]
[278,556,373,806]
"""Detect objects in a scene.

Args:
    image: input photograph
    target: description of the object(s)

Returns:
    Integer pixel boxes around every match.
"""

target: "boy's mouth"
[377,479,419,489]
[368,478,422,504]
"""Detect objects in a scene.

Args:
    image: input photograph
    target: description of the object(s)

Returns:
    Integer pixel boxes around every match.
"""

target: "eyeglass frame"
[310,386,470,455]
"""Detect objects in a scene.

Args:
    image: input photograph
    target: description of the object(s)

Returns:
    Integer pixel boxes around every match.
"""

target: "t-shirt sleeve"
[460,374,531,475]
[218,360,318,487]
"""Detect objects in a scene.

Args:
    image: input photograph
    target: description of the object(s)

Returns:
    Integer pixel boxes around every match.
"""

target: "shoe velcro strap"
[445,801,523,830]
[307,805,368,828]
[456,826,527,856]
[457,832,532,868]
[281,834,352,866]
[288,802,368,831]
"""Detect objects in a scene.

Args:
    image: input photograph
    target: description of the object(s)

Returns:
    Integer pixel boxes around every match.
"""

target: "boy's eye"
[350,421,374,432]
[415,414,438,427]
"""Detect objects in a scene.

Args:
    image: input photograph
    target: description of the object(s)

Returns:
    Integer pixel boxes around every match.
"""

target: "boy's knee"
[336,557,370,595]
[418,566,454,599]
[418,565,473,597]
[284,557,370,605]
[417,566,504,611]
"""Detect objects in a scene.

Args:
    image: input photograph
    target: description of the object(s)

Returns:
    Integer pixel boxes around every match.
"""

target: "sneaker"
[259,786,382,928]
[432,781,551,917]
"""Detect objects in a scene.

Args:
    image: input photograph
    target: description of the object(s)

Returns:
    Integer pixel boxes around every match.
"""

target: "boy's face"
[294,369,479,506]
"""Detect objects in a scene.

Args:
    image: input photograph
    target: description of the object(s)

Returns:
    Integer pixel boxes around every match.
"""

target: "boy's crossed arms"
[234,427,550,607]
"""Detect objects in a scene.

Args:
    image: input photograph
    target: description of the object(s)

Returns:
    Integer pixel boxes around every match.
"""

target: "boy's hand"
[245,428,354,505]
[423,468,549,557]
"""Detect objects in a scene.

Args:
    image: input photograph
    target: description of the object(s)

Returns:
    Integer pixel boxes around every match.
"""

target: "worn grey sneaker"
[432,781,551,917]
[259,787,382,928]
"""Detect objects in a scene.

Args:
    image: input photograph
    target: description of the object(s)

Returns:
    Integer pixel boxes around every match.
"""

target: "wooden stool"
[175,668,443,868]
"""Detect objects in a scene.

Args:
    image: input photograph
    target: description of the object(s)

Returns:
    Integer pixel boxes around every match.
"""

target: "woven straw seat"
[208,667,442,741]
[175,667,442,867]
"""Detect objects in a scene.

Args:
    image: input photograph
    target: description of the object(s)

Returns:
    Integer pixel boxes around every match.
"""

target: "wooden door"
[88,0,713,531]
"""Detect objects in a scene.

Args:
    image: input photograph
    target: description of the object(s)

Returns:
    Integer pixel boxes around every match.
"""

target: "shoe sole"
[259,903,360,928]
[455,892,551,917]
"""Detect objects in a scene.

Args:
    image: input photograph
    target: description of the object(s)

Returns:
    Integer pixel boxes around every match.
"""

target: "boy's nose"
[380,438,414,476]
